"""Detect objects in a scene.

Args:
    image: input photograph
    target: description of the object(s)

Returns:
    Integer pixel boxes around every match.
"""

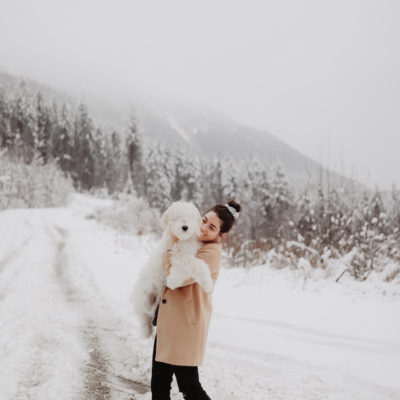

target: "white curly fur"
[166,240,213,292]
[130,201,213,338]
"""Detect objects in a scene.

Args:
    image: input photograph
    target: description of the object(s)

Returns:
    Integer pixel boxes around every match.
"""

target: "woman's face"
[199,211,224,242]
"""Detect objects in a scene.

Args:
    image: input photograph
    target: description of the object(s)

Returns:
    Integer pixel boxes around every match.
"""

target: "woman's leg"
[173,366,211,400]
[151,335,174,400]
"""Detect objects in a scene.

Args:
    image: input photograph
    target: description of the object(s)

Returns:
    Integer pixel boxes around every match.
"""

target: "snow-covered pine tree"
[221,154,239,200]
[390,183,400,235]
[159,142,175,200]
[347,188,384,279]
[251,158,273,239]
[104,130,124,193]
[92,126,108,188]
[35,92,53,164]
[171,141,202,205]
[0,87,12,148]
[144,142,171,210]
[370,187,390,235]
[125,111,145,198]
[73,102,95,189]
[264,162,293,240]
[296,190,317,247]
[187,155,203,207]
[324,187,347,253]
[53,102,74,174]
[206,153,239,206]
[387,183,400,263]
[171,141,186,201]
[237,158,255,240]
[9,81,37,163]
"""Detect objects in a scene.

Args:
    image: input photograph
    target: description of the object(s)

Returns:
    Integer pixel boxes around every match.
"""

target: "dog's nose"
[182,225,188,231]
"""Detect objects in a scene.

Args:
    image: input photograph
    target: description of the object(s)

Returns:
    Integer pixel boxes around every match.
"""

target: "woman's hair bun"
[227,199,242,213]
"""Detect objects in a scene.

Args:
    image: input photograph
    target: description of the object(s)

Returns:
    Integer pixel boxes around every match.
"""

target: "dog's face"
[161,201,202,241]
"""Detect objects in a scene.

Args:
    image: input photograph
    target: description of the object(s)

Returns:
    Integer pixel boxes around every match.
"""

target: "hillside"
[0,70,360,191]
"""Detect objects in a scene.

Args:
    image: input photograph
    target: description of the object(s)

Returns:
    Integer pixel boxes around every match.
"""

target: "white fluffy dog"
[131,201,214,338]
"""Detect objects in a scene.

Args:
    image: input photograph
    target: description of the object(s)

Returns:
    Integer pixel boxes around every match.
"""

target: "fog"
[0,0,399,190]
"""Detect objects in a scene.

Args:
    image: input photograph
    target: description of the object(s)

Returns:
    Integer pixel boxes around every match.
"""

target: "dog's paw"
[166,273,181,290]
[141,318,154,338]
[199,275,214,293]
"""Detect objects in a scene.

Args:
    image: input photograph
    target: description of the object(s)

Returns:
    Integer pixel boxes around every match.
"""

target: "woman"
[151,199,242,400]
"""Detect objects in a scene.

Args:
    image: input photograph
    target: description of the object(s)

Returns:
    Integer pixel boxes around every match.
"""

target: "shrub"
[90,193,161,236]
[0,150,74,209]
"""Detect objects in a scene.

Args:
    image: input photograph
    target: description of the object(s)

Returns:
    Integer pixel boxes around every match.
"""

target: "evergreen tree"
[159,142,175,198]
[390,183,400,234]
[207,153,239,205]
[221,154,239,200]
[296,191,317,246]
[145,142,171,210]
[171,141,202,204]
[53,102,74,173]
[125,112,145,197]
[272,164,292,212]
[9,81,37,162]
[171,142,187,201]
[327,187,348,251]
[73,102,95,189]
[186,152,203,207]
[239,157,267,239]
[92,126,108,188]
[0,88,12,148]
[251,160,271,237]
[35,92,53,163]
[260,163,293,239]
[370,187,390,235]
[104,130,123,193]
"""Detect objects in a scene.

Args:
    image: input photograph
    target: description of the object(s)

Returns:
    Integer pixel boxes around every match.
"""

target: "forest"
[0,79,399,282]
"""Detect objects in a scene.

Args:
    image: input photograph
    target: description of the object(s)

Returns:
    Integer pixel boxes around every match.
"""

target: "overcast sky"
[0,0,399,190]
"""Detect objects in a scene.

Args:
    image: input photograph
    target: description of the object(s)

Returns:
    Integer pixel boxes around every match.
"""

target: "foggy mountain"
[133,97,329,186]
[0,70,359,191]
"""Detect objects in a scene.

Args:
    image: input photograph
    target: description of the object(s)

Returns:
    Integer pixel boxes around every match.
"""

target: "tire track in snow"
[0,213,88,400]
[49,223,149,399]
[50,224,113,399]
[0,215,34,301]
[0,235,31,274]
[0,235,33,302]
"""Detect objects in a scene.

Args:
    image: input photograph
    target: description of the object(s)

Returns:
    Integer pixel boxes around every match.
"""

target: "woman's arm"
[197,245,221,283]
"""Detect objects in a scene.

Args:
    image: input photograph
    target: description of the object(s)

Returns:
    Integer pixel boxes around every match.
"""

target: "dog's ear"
[161,207,170,229]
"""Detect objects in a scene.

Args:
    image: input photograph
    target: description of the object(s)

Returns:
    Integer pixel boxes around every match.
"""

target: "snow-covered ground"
[0,193,399,400]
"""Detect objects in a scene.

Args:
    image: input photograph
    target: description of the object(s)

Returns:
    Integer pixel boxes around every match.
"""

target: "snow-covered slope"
[0,71,358,190]
[0,194,398,399]
[132,95,355,189]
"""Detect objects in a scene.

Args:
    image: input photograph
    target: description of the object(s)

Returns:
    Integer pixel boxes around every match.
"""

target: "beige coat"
[155,241,222,366]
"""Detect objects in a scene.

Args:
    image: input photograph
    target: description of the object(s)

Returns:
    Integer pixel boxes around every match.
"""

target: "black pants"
[151,335,211,400]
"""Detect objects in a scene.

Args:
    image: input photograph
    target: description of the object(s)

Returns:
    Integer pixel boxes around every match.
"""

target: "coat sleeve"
[178,244,221,288]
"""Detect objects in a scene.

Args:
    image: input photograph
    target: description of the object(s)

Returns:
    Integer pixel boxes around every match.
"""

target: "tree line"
[1,80,399,281]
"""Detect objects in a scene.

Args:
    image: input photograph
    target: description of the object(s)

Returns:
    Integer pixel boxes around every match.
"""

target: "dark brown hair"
[205,199,242,234]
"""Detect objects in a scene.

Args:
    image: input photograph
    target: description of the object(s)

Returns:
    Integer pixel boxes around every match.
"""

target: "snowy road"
[0,207,149,399]
[0,196,399,399]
